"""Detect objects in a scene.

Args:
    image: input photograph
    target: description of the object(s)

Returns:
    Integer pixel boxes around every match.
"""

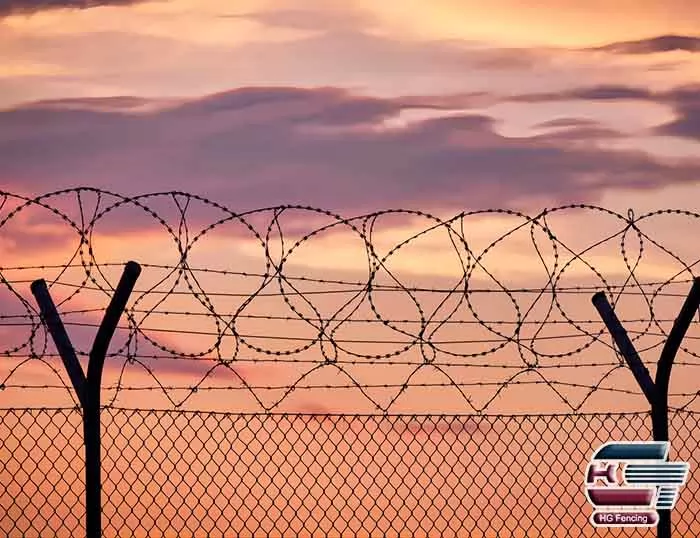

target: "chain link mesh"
[2,408,698,537]
[2,191,700,536]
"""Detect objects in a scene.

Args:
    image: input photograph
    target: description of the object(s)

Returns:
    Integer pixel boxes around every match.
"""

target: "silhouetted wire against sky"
[2,2,700,535]
[1,189,699,416]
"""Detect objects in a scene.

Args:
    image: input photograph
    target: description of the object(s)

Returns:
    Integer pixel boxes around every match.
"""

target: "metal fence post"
[592,277,700,538]
[30,261,142,538]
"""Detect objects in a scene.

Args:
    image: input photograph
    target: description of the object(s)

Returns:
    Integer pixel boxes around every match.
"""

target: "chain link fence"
[2,408,698,537]
[2,192,700,536]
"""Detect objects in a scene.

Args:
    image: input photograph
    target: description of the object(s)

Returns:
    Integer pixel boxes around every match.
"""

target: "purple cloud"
[506,83,700,142]
[592,35,700,55]
[655,84,700,141]
[510,84,655,103]
[535,118,601,129]
[0,86,698,219]
[0,0,148,17]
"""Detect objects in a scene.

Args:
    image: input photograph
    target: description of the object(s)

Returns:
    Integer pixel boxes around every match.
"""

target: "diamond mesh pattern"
[1,409,699,537]
[0,409,84,537]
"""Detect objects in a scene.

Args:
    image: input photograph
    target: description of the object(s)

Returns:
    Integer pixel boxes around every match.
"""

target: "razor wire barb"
[0,187,700,413]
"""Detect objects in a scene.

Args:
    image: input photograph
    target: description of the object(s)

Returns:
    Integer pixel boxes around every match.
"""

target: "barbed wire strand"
[0,188,699,413]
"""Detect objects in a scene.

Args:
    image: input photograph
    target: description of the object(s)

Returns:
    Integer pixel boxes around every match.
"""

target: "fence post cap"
[124,261,142,278]
[30,279,47,294]
[591,291,607,304]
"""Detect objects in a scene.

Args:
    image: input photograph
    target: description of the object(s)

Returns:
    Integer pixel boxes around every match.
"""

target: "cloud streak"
[593,34,700,54]
[0,0,147,17]
[656,85,700,141]
[510,85,655,102]
[221,6,374,32]
[505,82,700,142]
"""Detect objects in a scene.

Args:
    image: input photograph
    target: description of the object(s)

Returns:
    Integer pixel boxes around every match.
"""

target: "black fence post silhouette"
[30,261,142,538]
[592,277,700,538]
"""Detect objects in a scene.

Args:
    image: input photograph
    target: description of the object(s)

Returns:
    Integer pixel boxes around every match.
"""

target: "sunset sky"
[0,0,698,213]
[1,2,700,537]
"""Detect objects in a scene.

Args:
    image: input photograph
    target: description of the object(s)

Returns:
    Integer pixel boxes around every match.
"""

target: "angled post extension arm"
[31,261,142,538]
